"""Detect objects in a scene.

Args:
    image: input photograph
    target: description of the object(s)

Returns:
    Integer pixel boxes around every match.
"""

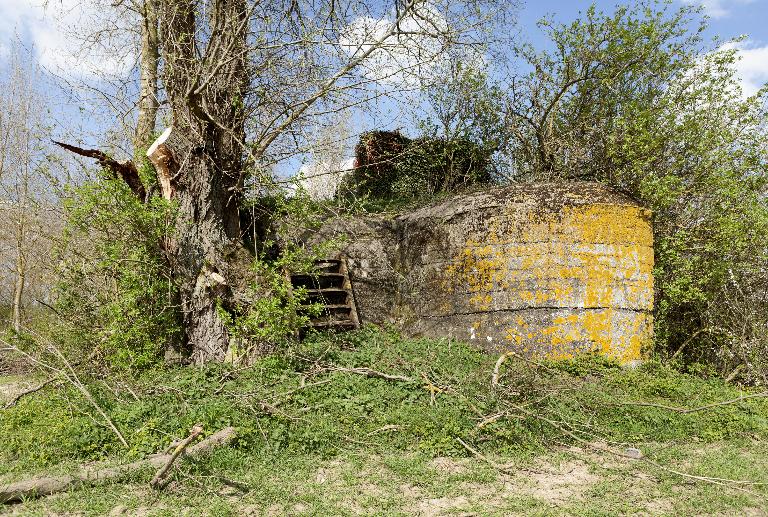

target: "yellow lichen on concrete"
[443,200,654,363]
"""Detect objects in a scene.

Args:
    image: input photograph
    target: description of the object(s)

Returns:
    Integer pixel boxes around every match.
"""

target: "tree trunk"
[155,0,250,363]
[147,124,245,363]
[12,231,24,333]
[12,190,26,333]
[134,0,159,165]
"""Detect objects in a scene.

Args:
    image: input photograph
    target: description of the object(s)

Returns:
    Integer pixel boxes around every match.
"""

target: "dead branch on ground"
[2,377,60,409]
[612,391,768,414]
[0,427,236,504]
[0,334,128,447]
[321,366,415,383]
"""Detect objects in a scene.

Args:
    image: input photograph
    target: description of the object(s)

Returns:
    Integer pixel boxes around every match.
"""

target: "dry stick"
[0,427,236,504]
[49,344,129,448]
[492,350,557,387]
[150,424,204,489]
[2,377,59,409]
[491,352,513,387]
[508,404,764,497]
[2,333,128,448]
[613,391,768,414]
[456,437,515,474]
[326,366,415,383]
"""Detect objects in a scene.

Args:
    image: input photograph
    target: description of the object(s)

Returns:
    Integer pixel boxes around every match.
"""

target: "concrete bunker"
[311,182,654,363]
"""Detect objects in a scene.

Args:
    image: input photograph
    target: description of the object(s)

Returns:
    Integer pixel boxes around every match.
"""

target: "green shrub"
[221,191,336,360]
[52,175,181,372]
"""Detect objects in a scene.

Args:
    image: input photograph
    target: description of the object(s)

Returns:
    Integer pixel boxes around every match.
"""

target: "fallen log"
[0,426,236,504]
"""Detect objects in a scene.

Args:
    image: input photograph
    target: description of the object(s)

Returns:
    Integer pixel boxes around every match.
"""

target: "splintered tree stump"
[146,126,183,200]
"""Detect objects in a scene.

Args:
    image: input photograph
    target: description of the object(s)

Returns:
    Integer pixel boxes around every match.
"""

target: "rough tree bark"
[152,0,250,363]
[12,215,25,333]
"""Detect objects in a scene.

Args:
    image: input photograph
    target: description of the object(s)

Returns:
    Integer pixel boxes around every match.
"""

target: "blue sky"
[2,0,765,99]
[521,0,766,41]
[518,0,768,95]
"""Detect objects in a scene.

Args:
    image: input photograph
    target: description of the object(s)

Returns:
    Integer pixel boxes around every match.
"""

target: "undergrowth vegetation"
[51,176,181,371]
[3,328,767,479]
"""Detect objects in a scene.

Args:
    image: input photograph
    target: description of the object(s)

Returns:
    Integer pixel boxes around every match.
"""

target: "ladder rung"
[291,273,345,280]
[304,288,348,294]
[310,320,355,328]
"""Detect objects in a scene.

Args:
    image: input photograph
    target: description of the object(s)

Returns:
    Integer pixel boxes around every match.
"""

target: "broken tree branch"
[456,437,514,474]
[0,334,127,447]
[150,424,204,489]
[52,141,146,200]
[324,366,415,383]
[0,427,236,504]
[2,377,59,410]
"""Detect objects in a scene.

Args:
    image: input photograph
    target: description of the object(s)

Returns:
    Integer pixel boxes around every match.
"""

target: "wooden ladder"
[289,256,360,333]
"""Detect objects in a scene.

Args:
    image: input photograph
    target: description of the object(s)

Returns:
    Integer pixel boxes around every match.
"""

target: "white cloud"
[721,41,768,96]
[339,3,483,87]
[732,43,768,96]
[0,0,135,81]
[682,0,755,19]
[297,158,355,201]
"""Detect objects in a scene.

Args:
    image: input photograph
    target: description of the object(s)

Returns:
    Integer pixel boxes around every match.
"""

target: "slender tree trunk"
[12,224,25,333]
[134,0,160,165]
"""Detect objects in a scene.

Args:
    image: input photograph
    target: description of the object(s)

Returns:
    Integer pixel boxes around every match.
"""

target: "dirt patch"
[415,495,472,516]
[429,457,469,475]
[644,498,675,515]
[0,375,37,406]
[522,460,601,504]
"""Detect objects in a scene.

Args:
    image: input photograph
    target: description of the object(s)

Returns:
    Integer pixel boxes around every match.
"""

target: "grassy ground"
[1,327,767,516]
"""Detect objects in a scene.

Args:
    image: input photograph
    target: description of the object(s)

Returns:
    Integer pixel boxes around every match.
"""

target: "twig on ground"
[150,424,204,490]
[456,437,515,474]
[324,366,415,383]
[217,476,250,492]
[492,350,557,387]
[492,352,512,387]
[421,372,449,405]
[612,391,768,414]
[2,377,59,409]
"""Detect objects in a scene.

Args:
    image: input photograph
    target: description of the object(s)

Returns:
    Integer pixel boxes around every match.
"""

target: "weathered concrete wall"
[313,182,654,362]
